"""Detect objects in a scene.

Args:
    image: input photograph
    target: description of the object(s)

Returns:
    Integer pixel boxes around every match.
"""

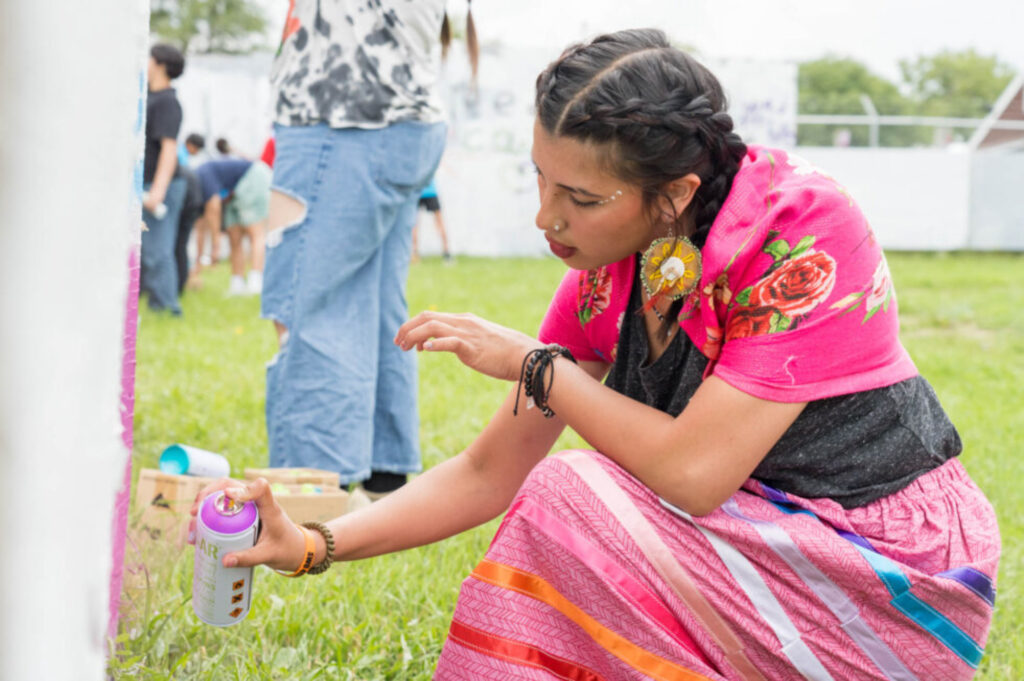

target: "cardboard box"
[122,469,217,622]
[244,467,340,487]
[130,468,349,548]
[243,468,348,524]
[133,468,215,546]
[135,468,216,513]
[270,483,349,524]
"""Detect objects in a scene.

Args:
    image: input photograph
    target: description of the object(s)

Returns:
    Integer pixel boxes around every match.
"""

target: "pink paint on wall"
[108,245,140,641]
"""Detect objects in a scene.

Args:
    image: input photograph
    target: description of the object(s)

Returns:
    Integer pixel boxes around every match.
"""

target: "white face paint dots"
[596,189,623,205]
[550,189,621,236]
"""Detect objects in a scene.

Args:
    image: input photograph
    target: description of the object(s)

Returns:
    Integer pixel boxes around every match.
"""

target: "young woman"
[194,29,999,680]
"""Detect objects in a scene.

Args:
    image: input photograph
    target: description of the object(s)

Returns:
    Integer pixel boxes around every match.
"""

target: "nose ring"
[553,223,562,232]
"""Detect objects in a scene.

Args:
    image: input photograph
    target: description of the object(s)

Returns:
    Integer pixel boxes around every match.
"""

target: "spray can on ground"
[160,443,231,478]
[193,492,259,626]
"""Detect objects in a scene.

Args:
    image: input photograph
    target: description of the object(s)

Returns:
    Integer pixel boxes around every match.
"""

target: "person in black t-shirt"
[141,44,188,315]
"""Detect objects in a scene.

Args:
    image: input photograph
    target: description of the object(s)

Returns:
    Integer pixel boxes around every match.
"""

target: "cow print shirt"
[271,0,446,129]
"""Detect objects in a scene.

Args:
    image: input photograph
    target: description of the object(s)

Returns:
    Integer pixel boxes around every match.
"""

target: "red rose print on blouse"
[727,232,838,340]
[828,255,895,324]
[865,257,892,310]
[748,249,837,317]
[725,306,776,340]
[702,324,723,358]
[577,267,612,326]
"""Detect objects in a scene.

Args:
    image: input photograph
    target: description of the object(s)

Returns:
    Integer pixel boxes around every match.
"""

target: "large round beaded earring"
[639,236,702,313]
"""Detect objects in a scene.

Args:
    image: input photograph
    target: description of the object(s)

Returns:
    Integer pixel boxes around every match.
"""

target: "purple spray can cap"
[200,492,258,534]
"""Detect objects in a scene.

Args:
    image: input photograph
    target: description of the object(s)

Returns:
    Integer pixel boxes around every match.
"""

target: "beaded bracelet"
[513,344,576,418]
[301,521,335,575]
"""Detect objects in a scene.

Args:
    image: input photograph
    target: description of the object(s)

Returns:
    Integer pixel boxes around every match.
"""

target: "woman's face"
[532,119,660,271]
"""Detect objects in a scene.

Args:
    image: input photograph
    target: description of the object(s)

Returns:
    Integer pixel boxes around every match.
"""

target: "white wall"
[794,147,973,250]
[714,57,798,149]
[420,46,797,258]
[427,45,548,258]
[0,2,147,679]
[969,151,1024,250]
[176,53,275,159]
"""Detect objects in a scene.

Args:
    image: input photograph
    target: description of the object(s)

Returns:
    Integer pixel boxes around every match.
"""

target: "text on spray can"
[193,492,259,626]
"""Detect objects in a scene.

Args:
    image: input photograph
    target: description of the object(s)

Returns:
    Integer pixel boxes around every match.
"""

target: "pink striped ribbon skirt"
[435,450,999,680]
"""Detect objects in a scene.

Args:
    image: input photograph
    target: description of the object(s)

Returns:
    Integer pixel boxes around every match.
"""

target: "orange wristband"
[276,525,316,578]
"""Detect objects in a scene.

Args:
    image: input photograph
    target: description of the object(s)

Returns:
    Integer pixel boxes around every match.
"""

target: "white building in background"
[968,74,1024,250]
[797,73,1024,252]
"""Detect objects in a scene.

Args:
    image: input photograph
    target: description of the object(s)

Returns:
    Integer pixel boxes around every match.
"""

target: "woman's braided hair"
[537,30,749,334]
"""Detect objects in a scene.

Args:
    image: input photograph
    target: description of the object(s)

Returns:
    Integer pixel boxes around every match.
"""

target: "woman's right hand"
[188,477,311,571]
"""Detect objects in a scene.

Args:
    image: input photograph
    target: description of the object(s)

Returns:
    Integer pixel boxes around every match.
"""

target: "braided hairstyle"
[536,29,746,331]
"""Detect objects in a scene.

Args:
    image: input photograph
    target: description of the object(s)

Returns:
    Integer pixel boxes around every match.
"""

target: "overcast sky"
[259,0,1024,83]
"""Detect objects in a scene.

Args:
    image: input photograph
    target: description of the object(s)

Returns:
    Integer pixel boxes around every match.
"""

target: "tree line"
[799,51,1017,146]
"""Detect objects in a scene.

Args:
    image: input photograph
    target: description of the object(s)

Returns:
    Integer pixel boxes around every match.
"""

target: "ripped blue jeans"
[261,122,446,484]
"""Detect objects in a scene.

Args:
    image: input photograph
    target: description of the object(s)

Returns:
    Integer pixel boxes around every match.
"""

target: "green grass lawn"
[111,253,1023,679]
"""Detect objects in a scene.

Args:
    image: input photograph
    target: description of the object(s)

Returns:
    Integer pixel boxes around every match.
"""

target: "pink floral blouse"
[538,146,918,403]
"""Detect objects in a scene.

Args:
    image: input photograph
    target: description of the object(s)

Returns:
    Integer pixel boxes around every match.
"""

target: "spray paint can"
[142,191,168,219]
[160,443,231,478]
[193,492,259,626]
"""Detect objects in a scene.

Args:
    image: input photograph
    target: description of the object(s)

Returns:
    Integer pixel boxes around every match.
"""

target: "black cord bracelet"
[513,344,576,418]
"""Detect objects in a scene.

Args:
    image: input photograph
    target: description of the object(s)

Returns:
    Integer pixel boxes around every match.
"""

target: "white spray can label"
[160,443,231,478]
[193,492,258,626]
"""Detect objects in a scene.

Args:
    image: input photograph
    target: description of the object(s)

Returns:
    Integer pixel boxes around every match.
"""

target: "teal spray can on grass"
[193,492,258,626]
[160,443,231,478]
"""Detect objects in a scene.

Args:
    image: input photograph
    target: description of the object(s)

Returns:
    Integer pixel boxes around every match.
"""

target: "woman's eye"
[570,195,599,208]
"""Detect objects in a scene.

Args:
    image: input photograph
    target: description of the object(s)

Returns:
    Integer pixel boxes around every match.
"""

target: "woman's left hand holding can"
[189,478,324,572]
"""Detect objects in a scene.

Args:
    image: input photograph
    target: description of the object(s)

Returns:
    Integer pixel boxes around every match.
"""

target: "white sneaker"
[246,271,263,295]
[227,275,246,296]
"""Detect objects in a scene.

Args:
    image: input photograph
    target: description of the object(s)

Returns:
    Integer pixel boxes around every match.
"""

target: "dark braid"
[537,30,746,249]
[535,29,746,333]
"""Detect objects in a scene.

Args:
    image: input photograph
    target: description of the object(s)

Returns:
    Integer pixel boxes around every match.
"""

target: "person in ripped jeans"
[262,1,477,503]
